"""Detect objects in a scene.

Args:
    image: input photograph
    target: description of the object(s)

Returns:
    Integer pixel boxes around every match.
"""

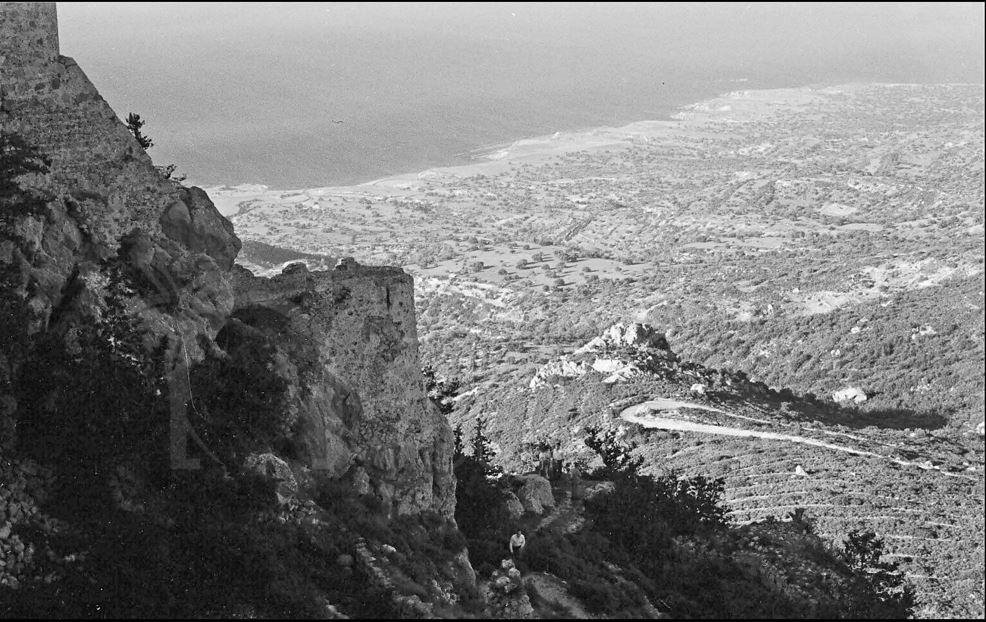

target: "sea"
[58,2,984,190]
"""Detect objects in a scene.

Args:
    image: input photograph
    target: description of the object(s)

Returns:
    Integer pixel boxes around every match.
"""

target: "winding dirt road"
[619,399,974,481]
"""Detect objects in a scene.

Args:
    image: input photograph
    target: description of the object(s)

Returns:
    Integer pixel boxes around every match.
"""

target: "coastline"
[203,82,970,217]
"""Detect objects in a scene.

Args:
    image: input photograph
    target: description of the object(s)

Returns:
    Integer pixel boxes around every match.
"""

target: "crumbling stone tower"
[0,1,60,63]
[0,0,173,232]
[0,2,456,518]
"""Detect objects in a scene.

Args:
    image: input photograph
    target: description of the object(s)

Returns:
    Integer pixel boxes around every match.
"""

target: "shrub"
[581,427,728,578]
[0,131,51,220]
[523,530,650,613]
[423,365,461,417]
[125,112,153,149]
[15,262,170,483]
[188,319,291,468]
[842,530,916,618]
[454,418,508,542]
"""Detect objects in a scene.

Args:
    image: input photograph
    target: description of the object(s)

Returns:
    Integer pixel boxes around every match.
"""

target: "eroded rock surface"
[1,2,453,519]
[530,322,677,388]
[232,261,455,516]
[515,474,555,515]
[1,2,239,367]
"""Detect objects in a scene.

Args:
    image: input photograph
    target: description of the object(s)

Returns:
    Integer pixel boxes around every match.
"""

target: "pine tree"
[453,417,505,540]
[584,426,643,481]
[842,530,916,618]
[0,131,51,220]
[0,132,50,198]
[581,427,727,577]
[470,416,501,478]
[125,113,154,149]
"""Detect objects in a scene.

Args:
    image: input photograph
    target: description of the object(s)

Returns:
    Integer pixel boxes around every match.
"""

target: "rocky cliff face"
[232,261,455,516]
[0,2,453,517]
[1,2,237,366]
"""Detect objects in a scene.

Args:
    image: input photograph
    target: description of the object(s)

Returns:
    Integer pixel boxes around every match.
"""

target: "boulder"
[517,475,554,515]
[832,387,867,404]
[449,549,477,590]
[503,491,525,519]
[318,599,349,619]
[583,480,616,502]
[159,186,241,271]
[243,453,297,504]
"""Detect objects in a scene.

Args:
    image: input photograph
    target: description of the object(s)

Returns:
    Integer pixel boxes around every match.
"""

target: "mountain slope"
[453,323,985,617]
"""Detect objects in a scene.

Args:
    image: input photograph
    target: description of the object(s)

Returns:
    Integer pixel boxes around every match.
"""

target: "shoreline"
[201,83,773,199]
[204,81,983,217]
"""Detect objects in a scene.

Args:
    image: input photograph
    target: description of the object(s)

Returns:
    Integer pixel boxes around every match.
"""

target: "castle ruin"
[0,1,455,517]
[0,1,59,62]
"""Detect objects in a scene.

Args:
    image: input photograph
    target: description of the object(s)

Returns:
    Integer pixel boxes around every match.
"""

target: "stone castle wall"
[0,1,230,355]
[233,262,456,517]
[1,1,173,244]
[0,1,59,63]
[1,2,455,518]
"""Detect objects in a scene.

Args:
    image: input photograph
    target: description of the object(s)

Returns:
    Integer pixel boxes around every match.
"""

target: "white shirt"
[509,533,526,551]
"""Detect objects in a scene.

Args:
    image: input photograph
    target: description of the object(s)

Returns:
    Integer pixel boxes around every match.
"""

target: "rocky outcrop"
[232,261,455,517]
[1,2,239,368]
[160,186,241,271]
[0,2,454,519]
[243,452,298,505]
[530,322,677,388]
[515,474,555,515]
[483,559,534,619]
[503,491,525,519]
[577,322,671,353]
[832,387,867,404]
[449,549,477,591]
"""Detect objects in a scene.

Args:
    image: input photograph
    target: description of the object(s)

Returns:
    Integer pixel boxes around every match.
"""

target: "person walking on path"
[509,530,527,560]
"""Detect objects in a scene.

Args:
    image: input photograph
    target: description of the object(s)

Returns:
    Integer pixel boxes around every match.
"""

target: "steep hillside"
[219,82,985,440]
[217,77,984,618]
[447,392,921,620]
[1,3,463,616]
[4,3,980,619]
[452,323,985,618]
